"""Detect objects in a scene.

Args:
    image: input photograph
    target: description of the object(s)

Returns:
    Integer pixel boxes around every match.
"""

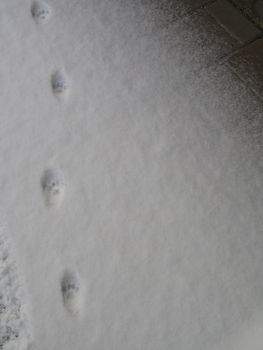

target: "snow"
[31,1,52,24]
[0,228,32,350]
[0,0,263,349]
[61,269,83,316]
[41,167,66,208]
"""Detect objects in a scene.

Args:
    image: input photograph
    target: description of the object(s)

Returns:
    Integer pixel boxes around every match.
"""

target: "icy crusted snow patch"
[0,229,32,350]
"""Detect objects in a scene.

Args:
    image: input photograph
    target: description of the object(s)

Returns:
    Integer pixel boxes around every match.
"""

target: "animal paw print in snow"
[61,270,82,315]
[31,1,51,23]
[41,168,66,208]
[51,70,69,98]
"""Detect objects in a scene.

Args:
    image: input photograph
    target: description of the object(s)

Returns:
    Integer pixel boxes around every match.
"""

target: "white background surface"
[1,1,263,349]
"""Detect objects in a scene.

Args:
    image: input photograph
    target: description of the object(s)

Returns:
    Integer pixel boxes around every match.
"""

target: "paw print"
[61,270,82,315]
[62,281,79,298]
[31,1,51,22]
[41,168,66,208]
[51,70,69,97]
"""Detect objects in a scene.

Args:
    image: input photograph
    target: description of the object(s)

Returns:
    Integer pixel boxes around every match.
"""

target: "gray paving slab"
[207,0,261,44]
[231,0,263,27]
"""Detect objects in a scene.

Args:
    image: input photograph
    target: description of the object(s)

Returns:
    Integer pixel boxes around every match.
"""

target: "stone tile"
[207,0,261,44]
[227,37,263,95]
[231,0,262,27]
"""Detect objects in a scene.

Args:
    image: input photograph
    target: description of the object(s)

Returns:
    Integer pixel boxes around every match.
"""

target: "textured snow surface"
[1,0,263,350]
[0,229,32,350]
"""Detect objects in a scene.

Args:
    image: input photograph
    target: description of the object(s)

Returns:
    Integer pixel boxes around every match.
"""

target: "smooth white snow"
[0,0,263,349]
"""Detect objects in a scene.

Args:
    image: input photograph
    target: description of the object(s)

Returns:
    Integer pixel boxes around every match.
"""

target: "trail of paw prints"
[31,1,52,23]
[41,168,66,208]
[0,230,33,350]
[51,70,70,100]
[61,270,82,316]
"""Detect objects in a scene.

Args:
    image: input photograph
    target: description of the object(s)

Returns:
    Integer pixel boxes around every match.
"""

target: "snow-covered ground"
[1,0,263,349]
